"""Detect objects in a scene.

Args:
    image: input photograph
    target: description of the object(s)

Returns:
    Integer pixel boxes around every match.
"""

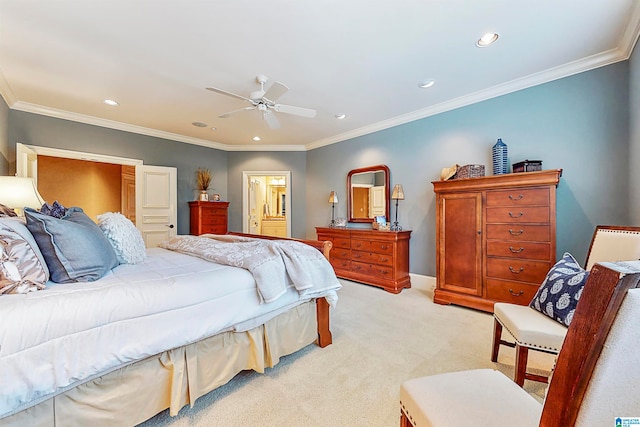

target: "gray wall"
[630,40,640,225]
[306,61,631,276]
[0,96,9,175]
[226,151,307,237]
[8,111,228,235]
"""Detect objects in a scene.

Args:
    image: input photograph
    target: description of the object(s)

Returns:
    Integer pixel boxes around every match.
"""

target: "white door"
[16,143,39,180]
[136,165,177,247]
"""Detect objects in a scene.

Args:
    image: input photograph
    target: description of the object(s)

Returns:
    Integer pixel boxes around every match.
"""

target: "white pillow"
[97,212,146,264]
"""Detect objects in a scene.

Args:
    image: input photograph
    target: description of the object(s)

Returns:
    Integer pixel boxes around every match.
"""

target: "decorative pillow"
[0,203,17,217]
[40,201,67,219]
[97,212,146,264]
[0,218,49,294]
[529,252,589,326]
[25,207,118,283]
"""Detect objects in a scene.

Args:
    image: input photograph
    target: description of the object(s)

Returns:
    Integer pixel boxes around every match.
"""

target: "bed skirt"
[1,300,318,427]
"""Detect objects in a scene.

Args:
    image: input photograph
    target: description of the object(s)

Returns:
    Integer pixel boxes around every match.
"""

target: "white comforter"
[0,247,340,418]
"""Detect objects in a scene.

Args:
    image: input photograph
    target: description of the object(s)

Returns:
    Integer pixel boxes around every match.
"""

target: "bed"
[0,212,340,427]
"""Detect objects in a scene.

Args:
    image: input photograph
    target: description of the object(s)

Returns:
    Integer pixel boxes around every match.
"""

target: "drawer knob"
[509,246,525,253]
[508,289,525,297]
[381,245,388,250]
[380,257,388,262]
[509,266,525,274]
[508,194,524,201]
[508,211,524,218]
[509,229,524,236]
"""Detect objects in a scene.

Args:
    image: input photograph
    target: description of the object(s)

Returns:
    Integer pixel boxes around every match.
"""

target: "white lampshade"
[392,184,405,200]
[328,191,338,204]
[0,176,45,215]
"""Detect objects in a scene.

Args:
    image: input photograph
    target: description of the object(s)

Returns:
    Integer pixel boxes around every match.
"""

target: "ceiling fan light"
[252,136,261,141]
[335,113,346,120]
[103,99,119,106]
[476,32,499,47]
[418,80,435,88]
[192,121,207,127]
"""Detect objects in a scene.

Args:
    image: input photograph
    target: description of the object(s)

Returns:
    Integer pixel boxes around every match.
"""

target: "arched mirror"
[347,165,390,223]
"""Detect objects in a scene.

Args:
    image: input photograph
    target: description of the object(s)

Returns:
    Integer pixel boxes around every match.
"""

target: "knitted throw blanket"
[159,234,340,305]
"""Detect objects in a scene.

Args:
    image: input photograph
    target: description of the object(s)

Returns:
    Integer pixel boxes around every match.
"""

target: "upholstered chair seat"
[493,303,567,352]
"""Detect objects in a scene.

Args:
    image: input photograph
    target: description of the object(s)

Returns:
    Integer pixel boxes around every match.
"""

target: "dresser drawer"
[331,248,352,260]
[486,224,550,242]
[486,241,551,261]
[351,261,394,279]
[486,188,550,207]
[485,206,550,223]
[371,241,394,255]
[485,279,539,304]
[351,250,394,266]
[330,258,351,272]
[202,225,226,235]
[486,258,551,283]
[200,216,227,225]
[351,239,372,251]
[330,237,351,249]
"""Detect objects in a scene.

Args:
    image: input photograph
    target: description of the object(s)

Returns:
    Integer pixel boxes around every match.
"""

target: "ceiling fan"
[206,75,316,130]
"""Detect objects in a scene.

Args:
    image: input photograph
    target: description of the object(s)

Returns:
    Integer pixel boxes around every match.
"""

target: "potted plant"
[195,167,212,201]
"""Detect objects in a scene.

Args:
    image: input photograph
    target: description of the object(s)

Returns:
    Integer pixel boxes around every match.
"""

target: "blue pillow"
[529,252,589,327]
[25,207,118,283]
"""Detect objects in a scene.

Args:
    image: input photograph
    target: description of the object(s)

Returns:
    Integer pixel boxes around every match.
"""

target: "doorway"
[242,171,291,237]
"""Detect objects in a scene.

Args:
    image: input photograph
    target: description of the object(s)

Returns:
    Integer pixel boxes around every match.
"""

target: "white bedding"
[0,247,339,418]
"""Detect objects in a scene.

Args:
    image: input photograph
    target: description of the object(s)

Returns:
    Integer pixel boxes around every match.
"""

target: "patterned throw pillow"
[97,212,147,264]
[529,252,589,327]
[40,201,67,219]
[0,218,49,294]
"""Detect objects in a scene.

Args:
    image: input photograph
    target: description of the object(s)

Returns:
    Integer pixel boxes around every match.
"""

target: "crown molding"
[0,66,17,107]
[305,47,630,151]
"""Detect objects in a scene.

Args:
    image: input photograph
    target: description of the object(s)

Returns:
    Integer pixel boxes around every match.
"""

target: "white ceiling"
[1,1,639,152]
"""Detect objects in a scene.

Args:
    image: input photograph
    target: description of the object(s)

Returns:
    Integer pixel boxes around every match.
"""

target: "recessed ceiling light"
[192,122,207,127]
[418,80,435,89]
[476,32,499,47]
[252,136,261,141]
[334,114,346,120]
[210,127,217,131]
[103,99,119,106]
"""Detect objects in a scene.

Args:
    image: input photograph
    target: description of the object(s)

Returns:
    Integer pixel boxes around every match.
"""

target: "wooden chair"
[491,225,640,386]
[400,260,640,426]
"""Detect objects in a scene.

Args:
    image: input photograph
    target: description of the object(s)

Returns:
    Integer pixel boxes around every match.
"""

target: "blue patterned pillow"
[40,201,67,219]
[529,252,589,326]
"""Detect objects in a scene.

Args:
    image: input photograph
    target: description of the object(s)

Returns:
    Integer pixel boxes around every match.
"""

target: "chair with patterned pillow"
[400,261,640,427]
[491,225,640,386]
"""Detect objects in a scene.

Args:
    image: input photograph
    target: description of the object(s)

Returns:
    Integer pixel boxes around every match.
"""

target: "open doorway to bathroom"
[242,171,291,237]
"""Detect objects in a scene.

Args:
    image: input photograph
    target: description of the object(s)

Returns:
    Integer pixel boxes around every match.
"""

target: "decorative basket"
[455,164,485,179]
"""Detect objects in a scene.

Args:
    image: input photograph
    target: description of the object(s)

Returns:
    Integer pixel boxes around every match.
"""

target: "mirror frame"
[347,164,390,223]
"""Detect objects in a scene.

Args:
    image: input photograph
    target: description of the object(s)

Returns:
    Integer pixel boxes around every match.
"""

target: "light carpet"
[138,277,554,426]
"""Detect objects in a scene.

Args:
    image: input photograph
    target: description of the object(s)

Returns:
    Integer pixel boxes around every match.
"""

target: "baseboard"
[409,273,435,291]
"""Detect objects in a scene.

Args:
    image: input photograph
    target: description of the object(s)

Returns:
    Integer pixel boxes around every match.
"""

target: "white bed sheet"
[0,247,337,418]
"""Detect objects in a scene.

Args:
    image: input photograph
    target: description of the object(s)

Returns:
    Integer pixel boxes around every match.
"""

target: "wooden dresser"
[188,201,229,235]
[316,227,411,293]
[432,169,562,312]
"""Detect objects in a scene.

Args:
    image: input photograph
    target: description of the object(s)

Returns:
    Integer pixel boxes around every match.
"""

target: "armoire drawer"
[486,188,550,207]
[485,258,551,283]
[486,241,551,261]
[485,279,539,304]
[486,224,550,242]
[485,206,550,224]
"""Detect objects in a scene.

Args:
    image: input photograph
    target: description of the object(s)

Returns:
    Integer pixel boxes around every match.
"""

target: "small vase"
[198,190,209,201]
[492,138,508,175]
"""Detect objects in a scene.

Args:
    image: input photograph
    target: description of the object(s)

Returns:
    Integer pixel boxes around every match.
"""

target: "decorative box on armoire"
[316,227,411,294]
[189,201,229,235]
[432,169,562,313]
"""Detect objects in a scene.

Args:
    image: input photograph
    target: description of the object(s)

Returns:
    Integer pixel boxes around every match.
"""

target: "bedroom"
[1,1,640,425]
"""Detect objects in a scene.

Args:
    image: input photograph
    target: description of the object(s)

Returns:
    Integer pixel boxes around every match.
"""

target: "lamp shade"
[328,191,338,204]
[0,176,45,212]
[391,184,405,200]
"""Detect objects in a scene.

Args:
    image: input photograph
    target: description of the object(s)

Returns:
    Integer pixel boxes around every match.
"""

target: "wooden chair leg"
[491,318,502,362]
[515,344,529,387]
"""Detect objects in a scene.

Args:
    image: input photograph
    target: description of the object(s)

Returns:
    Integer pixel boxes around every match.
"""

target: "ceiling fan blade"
[219,106,256,118]
[263,110,280,129]
[274,104,317,118]
[206,87,254,103]
[262,81,288,103]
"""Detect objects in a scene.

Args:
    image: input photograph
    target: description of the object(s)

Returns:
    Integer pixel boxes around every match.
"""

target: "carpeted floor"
[138,276,554,426]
